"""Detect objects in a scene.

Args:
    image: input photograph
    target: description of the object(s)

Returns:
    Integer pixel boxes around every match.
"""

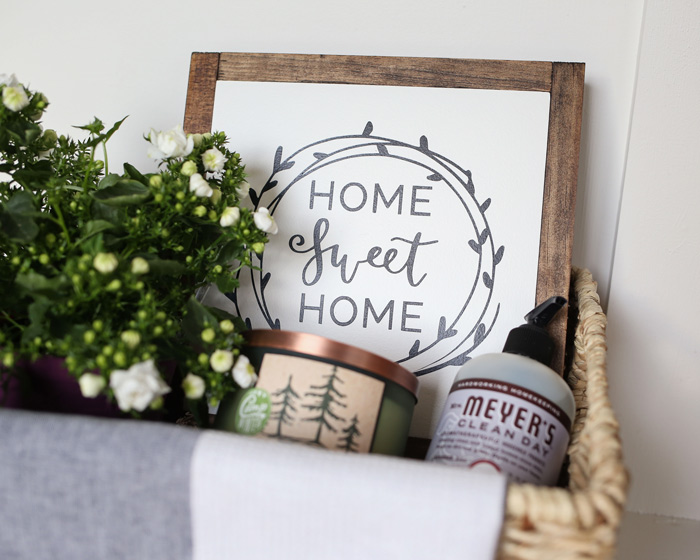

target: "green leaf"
[75,117,105,135]
[4,190,36,214]
[0,212,39,242]
[98,173,121,189]
[145,258,186,276]
[28,300,51,326]
[15,271,70,297]
[91,180,151,206]
[215,273,239,294]
[0,190,39,241]
[12,160,53,189]
[181,296,219,345]
[217,240,246,264]
[5,119,43,146]
[81,116,127,148]
[102,117,127,143]
[82,219,116,239]
[91,200,123,225]
[123,163,148,185]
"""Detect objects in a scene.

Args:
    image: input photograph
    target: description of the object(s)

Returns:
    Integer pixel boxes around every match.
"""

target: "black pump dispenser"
[502,296,567,369]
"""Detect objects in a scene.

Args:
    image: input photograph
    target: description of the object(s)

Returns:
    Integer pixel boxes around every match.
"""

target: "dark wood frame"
[183,52,585,376]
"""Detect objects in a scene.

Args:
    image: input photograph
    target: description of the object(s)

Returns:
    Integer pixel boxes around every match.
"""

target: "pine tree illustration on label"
[231,122,504,375]
[255,354,385,453]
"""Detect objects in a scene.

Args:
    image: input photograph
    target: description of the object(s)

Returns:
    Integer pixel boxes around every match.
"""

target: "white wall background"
[607,0,700,521]
[4,0,698,524]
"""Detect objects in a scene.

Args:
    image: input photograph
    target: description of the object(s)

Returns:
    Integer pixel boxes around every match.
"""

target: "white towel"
[191,431,507,560]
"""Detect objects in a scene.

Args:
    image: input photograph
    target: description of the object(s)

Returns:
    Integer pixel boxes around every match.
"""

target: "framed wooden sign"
[184,53,584,437]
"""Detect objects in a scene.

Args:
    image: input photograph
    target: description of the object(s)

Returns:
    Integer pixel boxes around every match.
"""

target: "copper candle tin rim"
[243,329,418,398]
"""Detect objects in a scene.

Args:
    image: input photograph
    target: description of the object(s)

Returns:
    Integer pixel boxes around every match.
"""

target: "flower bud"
[79,373,106,398]
[113,351,127,367]
[121,330,141,349]
[83,330,96,344]
[129,258,149,277]
[106,279,122,291]
[42,129,58,147]
[193,205,207,218]
[150,396,164,410]
[192,133,204,148]
[219,319,234,334]
[2,353,15,368]
[93,252,119,274]
[182,373,206,399]
[201,328,216,343]
[181,160,198,176]
[149,174,163,188]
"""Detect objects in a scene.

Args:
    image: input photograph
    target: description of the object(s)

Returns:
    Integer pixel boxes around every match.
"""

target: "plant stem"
[102,141,109,175]
[51,199,71,244]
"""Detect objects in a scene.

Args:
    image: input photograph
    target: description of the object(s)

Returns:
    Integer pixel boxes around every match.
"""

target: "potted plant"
[0,74,277,424]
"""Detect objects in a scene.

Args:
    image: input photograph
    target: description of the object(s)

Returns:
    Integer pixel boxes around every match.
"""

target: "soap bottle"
[426,296,575,486]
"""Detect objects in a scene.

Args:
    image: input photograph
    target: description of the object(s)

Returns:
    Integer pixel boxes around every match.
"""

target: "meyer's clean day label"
[426,378,572,485]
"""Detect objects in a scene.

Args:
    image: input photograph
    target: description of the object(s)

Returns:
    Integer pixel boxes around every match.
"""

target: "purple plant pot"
[1,356,122,418]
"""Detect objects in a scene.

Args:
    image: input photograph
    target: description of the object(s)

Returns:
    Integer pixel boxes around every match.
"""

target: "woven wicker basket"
[498,267,628,560]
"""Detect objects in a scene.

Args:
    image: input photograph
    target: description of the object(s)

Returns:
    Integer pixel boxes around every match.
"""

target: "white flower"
[219,206,240,227]
[78,373,106,398]
[202,147,226,172]
[2,84,29,112]
[182,373,206,399]
[232,355,258,388]
[109,359,171,412]
[130,257,150,275]
[93,252,119,274]
[235,180,250,200]
[210,349,234,373]
[189,173,214,198]
[253,207,278,235]
[147,125,194,159]
[0,74,19,87]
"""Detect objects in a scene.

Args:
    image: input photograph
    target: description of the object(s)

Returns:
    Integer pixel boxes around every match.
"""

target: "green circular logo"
[234,387,272,435]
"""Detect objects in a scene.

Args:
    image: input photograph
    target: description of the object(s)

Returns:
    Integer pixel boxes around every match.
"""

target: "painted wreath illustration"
[230,122,505,376]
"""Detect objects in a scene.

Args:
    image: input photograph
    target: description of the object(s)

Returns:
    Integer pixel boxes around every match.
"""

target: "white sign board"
[207,80,551,436]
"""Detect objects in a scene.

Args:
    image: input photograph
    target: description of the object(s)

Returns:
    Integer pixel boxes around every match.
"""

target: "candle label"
[426,378,571,485]
[254,353,385,453]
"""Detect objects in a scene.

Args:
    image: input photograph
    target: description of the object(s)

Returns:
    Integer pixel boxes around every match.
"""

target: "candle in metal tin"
[215,330,418,456]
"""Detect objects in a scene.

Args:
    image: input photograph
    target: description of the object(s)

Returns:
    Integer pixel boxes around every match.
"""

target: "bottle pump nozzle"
[503,296,567,368]
[524,296,567,328]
